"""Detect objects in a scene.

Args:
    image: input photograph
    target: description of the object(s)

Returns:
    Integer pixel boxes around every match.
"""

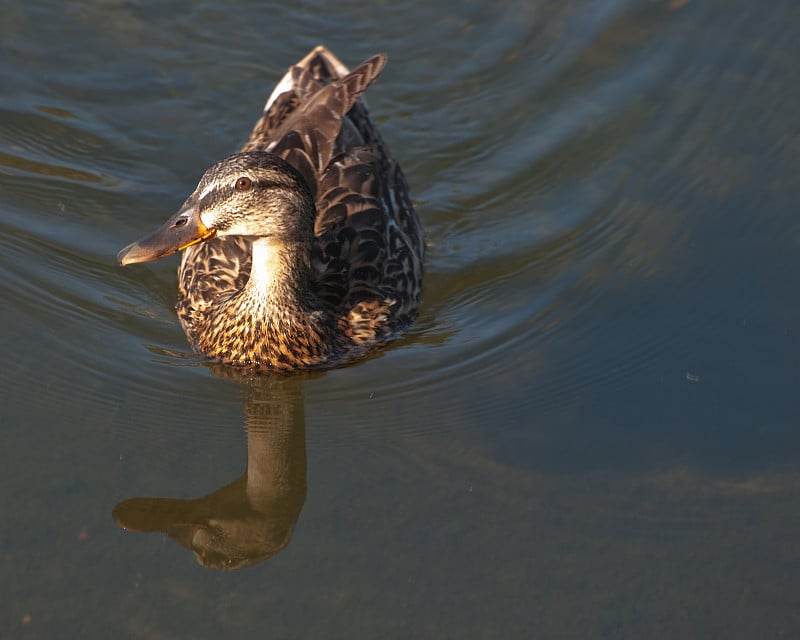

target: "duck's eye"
[235,176,252,191]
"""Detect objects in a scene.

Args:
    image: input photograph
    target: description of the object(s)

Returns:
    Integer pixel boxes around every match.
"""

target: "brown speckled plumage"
[119,46,423,371]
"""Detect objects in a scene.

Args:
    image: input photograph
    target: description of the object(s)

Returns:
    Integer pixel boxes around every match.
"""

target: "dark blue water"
[2,0,800,637]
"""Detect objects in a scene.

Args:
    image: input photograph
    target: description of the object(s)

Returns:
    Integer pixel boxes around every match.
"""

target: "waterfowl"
[118,46,423,371]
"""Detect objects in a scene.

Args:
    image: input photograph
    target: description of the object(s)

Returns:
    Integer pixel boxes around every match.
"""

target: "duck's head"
[118,152,315,265]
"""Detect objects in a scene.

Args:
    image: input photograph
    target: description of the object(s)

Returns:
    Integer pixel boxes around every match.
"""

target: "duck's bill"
[117,205,216,265]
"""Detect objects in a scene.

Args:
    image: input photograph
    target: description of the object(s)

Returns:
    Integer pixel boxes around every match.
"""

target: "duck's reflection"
[113,375,306,571]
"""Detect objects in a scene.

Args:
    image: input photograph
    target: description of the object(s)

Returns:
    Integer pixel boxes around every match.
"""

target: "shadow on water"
[113,373,307,571]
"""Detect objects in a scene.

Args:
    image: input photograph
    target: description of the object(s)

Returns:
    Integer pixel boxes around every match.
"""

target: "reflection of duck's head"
[114,471,306,571]
[184,512,296,571]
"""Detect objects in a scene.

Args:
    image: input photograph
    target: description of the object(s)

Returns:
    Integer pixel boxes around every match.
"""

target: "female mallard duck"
[118,46,423,371]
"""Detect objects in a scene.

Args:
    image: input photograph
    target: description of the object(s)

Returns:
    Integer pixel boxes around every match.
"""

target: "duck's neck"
[218,236,332,369]
[247,237,316,310]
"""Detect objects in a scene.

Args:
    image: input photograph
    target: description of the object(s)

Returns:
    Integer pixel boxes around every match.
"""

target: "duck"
[118,46,423,372]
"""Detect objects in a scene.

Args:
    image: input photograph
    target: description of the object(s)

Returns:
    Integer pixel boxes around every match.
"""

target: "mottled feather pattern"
[174,46,423,370]
[178,237,252,320]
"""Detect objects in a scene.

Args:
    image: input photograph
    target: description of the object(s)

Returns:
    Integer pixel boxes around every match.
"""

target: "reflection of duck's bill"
[112,496,212,531]
[117,204,216,265]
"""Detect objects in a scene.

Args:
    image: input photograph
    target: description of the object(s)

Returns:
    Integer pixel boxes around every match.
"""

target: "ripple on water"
[0,103,218,428]
[306,0,760,442]
[4,0,790,453]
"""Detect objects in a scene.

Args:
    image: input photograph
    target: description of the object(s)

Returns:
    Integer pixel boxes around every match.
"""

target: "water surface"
[2,0,800,637]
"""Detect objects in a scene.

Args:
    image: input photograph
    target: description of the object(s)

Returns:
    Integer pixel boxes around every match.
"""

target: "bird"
[118,46,423,372]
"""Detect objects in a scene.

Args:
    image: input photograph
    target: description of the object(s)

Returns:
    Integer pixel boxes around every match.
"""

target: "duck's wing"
[245,47,422,337]
[312,146,423,342]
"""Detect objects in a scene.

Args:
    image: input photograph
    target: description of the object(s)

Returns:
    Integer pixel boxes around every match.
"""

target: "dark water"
[3,0,800,637]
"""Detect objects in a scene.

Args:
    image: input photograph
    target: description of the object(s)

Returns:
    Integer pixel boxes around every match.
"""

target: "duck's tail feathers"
[242,48,388,194]
[262,46,386,116]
